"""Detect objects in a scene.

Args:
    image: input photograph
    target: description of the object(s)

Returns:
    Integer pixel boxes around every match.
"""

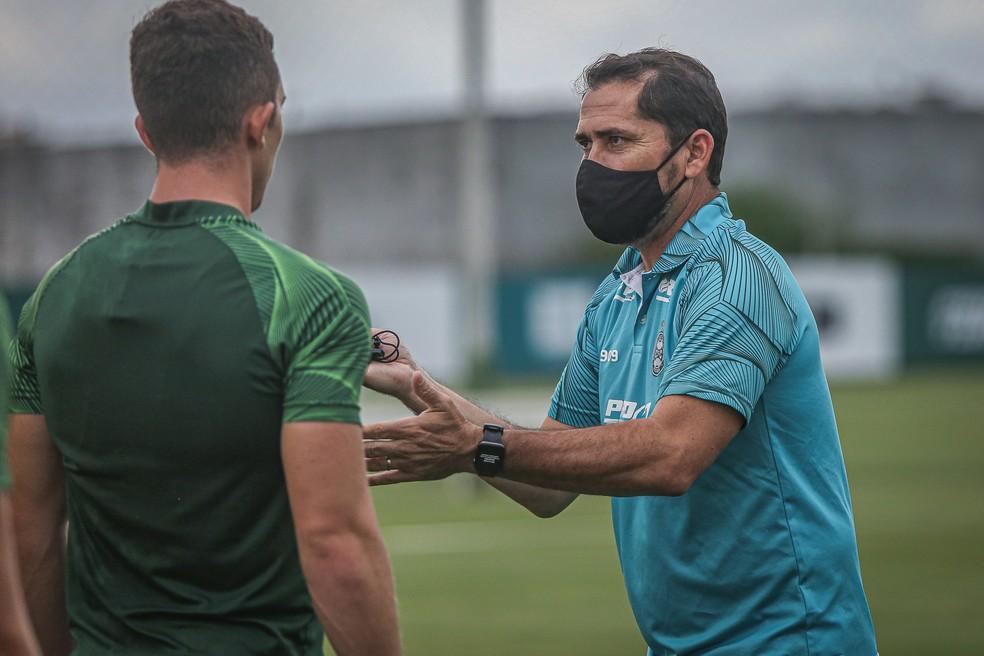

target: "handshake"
[362,328,489,485]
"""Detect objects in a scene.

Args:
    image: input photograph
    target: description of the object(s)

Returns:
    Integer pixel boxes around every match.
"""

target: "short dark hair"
[577,48,728,185]
[130,0,280,163]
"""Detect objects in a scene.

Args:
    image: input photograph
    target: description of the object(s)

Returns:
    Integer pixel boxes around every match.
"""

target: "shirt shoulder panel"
[588,272,624,309]
[201,223,371,424]
[682,220,801,357]
[9,220,128,415]
[658,221,803,421]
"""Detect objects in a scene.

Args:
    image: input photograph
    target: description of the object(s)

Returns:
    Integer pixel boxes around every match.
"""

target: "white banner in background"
[788,257,901,380]
[527,280,597,361]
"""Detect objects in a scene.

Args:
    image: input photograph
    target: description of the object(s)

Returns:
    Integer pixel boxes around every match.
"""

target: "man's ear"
[684,129,714,180]
[134,115,156,155]
[244,101,276,149]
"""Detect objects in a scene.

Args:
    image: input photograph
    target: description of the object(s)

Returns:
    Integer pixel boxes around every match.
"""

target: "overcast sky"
[2,0,983,144]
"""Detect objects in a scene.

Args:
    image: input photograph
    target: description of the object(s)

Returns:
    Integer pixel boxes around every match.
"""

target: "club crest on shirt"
[652,322,665,376]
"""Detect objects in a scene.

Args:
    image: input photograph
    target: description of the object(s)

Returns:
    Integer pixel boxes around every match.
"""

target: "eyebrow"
[574,127,634,142]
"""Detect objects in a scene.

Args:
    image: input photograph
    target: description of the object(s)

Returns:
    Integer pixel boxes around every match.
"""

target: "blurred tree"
[727,186,812,254]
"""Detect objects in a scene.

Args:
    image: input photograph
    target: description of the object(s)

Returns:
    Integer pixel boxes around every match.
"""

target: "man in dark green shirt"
[6,1,400,654]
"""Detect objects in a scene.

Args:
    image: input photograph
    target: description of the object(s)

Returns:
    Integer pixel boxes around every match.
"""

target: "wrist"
[404,393,428,415]
[456,423,484,473]
[471,423,507,477]
[401,366,427,413]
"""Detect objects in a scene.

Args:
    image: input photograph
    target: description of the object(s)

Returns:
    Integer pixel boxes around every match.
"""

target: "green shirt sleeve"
[0,298,13,489]
[8,290,43,416]
[200,222,372,425]
[281,273,371,424]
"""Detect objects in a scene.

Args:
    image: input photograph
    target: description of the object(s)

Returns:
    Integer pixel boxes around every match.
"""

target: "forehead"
[576,78,665,137]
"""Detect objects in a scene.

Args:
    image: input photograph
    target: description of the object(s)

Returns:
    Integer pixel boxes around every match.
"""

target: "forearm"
[0,496,40,656]
[301,529,400,656]
[408,377,577,516]
[496,419,690,497]
[7,414,71,654]
[14,509,71,655]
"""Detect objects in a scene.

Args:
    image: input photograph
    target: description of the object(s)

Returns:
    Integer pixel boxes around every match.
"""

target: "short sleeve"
[658,255,798,423]
[282,274,371,424]
[548,310,601,428]
[9,290,43,415]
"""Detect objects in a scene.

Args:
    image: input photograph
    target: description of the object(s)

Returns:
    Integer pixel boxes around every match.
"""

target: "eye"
[608,135,625,146]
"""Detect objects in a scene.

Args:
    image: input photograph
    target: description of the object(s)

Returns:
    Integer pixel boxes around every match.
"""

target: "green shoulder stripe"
[201,221,371,424]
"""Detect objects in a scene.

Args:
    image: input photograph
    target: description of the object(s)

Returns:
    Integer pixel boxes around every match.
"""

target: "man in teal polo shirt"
[363,48,878,654]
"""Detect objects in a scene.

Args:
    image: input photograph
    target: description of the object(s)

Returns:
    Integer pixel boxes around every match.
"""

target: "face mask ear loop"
[654,132,693,174]
[654,131,695,205]
[665,170,689,200]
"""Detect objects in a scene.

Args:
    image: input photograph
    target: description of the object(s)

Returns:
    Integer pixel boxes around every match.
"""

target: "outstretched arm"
[364,337,577,517]
[365,373,743,497]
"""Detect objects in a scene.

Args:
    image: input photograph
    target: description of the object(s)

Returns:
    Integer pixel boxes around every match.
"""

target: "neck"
[148,153,254,217]
[636,180,718,270]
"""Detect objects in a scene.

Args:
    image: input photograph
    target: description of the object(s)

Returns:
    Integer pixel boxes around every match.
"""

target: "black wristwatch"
[473,423,506,477]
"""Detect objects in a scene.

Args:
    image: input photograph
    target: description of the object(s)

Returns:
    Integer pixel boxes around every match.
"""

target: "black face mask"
[575,135,691,245]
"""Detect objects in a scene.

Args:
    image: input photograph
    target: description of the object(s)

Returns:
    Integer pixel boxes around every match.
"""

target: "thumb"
[412,370,448,411]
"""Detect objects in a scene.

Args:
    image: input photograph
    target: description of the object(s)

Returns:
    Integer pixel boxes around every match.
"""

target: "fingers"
[363,439,402,459]
[365,456,391,473]
[368,470,422,486]
[412,371,449,411]
[363,417,420,441]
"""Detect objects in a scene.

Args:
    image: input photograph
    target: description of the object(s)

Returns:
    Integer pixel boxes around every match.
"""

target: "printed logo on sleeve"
[603,399,653,423]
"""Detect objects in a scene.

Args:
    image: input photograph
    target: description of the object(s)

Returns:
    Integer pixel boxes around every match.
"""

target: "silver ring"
[386,456,393,469]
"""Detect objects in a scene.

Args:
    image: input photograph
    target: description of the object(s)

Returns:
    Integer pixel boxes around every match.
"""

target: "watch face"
[475,441,505,475]
[477,451,501,467]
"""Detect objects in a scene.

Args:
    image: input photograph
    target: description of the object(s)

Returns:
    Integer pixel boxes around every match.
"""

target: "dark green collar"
[128,199,260,230]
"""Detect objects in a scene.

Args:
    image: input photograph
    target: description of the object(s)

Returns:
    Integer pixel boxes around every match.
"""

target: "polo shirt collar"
[612,193,732,289]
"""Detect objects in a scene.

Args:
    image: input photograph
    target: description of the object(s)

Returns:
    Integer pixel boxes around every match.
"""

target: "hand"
[364,372,482,485]
[363,327,423,410]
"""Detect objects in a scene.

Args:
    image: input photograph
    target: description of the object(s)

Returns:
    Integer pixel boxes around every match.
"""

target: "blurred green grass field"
[362,369,984,655]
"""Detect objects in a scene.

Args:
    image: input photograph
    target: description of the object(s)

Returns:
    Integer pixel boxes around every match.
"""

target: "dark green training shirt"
[9,200,371,655]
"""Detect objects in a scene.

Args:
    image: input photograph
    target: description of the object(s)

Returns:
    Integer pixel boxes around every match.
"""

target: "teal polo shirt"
[549,194,877,655]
